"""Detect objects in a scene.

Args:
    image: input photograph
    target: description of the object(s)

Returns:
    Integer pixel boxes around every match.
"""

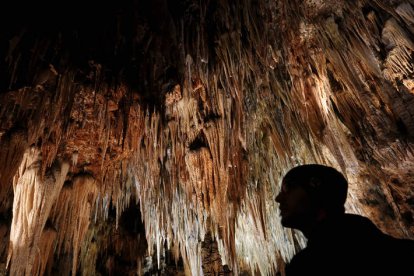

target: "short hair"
[283,164,348,214]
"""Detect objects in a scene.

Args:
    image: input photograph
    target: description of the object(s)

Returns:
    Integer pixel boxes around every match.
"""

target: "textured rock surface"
[0,0,413,275]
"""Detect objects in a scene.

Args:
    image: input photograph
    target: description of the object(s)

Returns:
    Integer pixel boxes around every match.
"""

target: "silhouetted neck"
[302,212,345,240]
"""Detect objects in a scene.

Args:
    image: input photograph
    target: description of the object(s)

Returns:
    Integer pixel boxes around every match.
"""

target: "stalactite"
[79,239,98,276]
[0,0,413,275]
[0,126,28,212]
[32,226,57,276]
[381,13,414,134]
[132,73,249,273]
[7,147,69,276]
[51,173,98,276]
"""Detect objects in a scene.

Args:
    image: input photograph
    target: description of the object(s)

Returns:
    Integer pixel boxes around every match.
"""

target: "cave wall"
[0,0,413,275]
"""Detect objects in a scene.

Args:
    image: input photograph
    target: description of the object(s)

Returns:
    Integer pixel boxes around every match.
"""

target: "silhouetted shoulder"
[341,214,382,234]
[383,234,414,276]
[285,214,414,276]
[340,214,414,276]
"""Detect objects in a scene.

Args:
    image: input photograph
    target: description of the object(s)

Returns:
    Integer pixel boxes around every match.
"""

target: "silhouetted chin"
[280,216,304,230]
[280,216,294,228]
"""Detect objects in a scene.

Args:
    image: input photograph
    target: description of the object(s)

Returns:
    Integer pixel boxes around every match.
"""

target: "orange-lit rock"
[0,0,413,275]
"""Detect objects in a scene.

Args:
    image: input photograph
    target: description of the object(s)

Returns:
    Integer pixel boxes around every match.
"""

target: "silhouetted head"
[275,164,348,232]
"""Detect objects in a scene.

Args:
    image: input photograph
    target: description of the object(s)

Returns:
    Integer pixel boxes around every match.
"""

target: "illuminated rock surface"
[0,0,413,275]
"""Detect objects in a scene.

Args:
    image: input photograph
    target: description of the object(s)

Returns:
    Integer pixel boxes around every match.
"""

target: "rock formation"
[0,0,413,275]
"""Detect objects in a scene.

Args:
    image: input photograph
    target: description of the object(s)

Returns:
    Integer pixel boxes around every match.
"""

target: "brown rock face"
[0,0,413,275]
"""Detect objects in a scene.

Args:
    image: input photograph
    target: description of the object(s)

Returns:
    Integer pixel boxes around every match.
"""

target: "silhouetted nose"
[275,192,282,203]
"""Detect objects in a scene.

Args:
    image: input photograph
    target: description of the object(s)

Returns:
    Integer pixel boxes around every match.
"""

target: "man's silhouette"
[275,164,414,276]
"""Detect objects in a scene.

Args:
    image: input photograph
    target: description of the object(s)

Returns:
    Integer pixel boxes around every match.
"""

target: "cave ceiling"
[0,0,414,275]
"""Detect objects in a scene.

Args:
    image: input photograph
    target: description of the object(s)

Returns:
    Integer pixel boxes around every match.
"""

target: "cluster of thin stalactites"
[0,0,413,275]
